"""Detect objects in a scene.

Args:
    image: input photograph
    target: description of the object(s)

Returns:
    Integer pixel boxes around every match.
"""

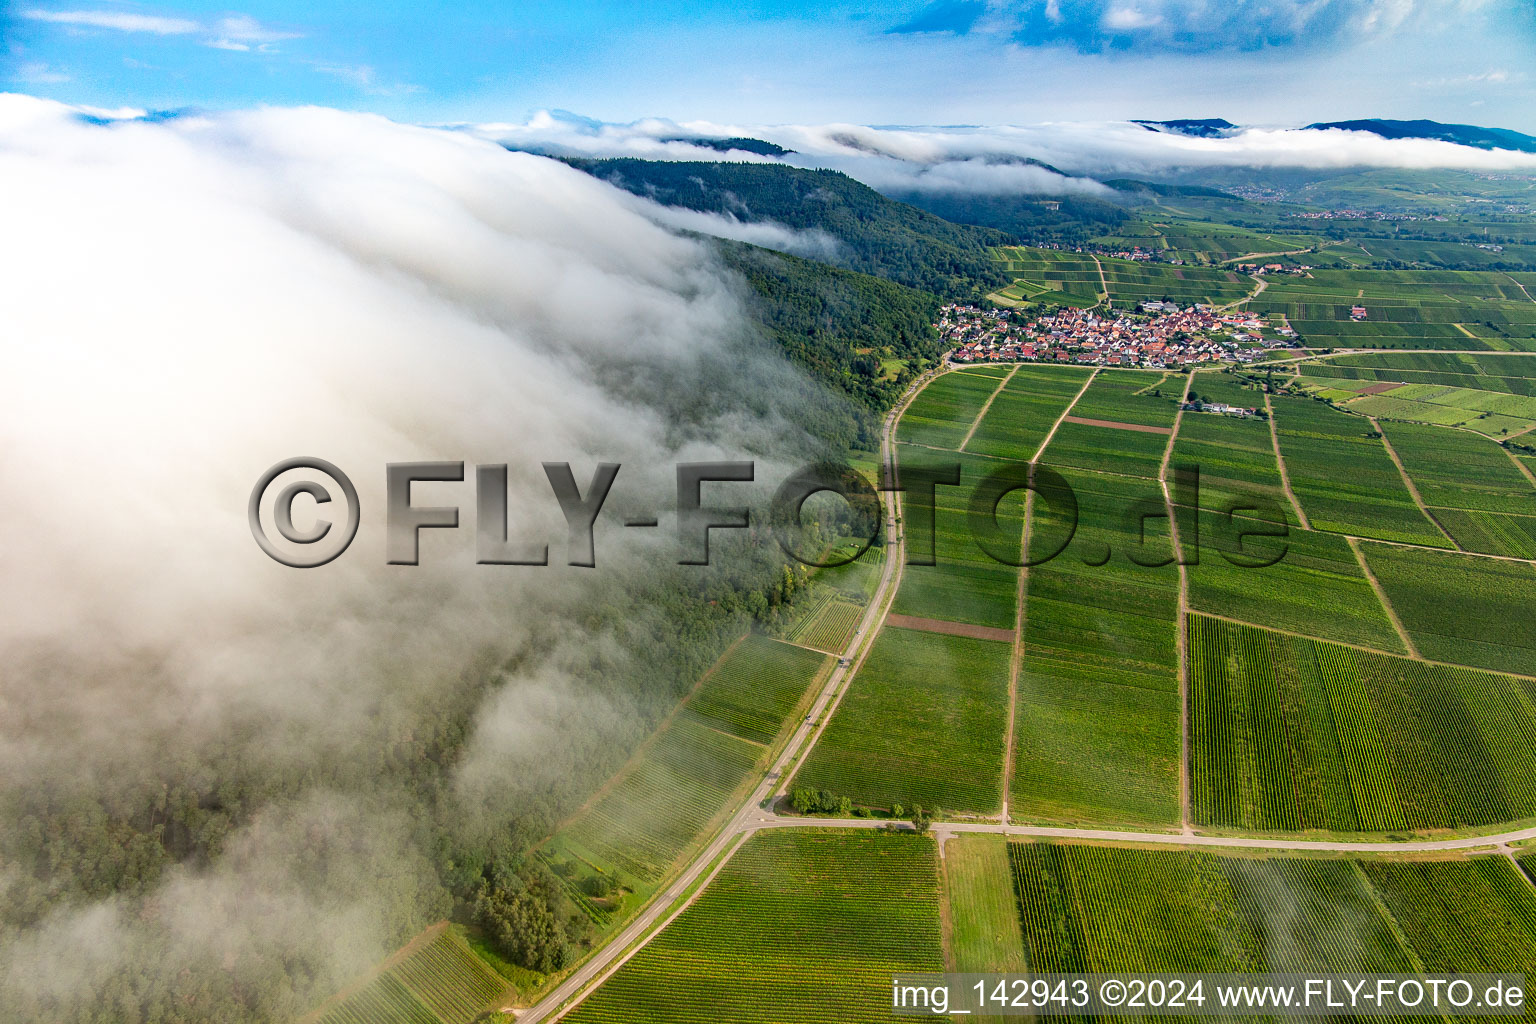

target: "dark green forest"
[717,239,942,421]
[564,157,1013,297]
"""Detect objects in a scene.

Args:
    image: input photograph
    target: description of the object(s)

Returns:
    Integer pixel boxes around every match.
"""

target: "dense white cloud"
[0,95,824,1017]
[472,111,1536,198]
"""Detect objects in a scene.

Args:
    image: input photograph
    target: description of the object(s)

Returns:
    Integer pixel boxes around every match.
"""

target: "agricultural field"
[965,364,1091,462]
[890,449,1023,631]
[1097,259,1253,306]
[791,626,1012,814]
[788,596,865,652]
[1269,394,1451,546]
[992,247,1104,306]
[994,246,1261,307]
[1183,512,1407,653]
[1361,858,1536,972]
[814,541,885,605]
[686,636,830,745]
[954,363,1015,379]
[1190,615,1536,833]
[1067,368,1183,428]
[944,834,1028,974]
[1031,368,1179,479]
[1358,542,1536,677]
[1007,842,1536,974]
[1037,416,1172,479]
[557,716,764,887]
[1012,469,1181,826]
[564,830,943,1024]
[551,637,827,893]
[1299,351,1536,396]
[1350,235,1536,270]
[1376,420,1536,557]
[1170,375,1288,519]
[896,369,1005,450]
[1091,215,1320,263]
[1339,383,1536,435]
[312,927,510,1024]
[943,835,1026,1024]
[1246,268,1536,350]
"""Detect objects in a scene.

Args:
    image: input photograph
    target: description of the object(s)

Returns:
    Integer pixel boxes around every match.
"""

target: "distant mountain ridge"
[1303,118,1536,153]
[1133,118,1237,138]
[661,136,793,157]
[1134,116,1536,153]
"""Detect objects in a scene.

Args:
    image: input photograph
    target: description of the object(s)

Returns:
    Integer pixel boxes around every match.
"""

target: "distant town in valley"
[940,301,1292,369]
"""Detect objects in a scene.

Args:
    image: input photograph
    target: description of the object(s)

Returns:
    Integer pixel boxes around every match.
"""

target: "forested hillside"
[565,158,1012,297]
[717,240,942,419]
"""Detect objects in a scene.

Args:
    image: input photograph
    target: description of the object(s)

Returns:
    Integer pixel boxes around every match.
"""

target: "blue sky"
[4,0,1535,130]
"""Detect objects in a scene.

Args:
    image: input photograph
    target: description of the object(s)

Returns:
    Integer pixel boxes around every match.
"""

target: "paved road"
[521,357,1536,1021]
[742,811,1536,854]
[518,364,934,1023]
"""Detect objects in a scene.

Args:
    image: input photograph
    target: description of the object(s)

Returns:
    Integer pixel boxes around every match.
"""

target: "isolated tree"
[910,805,932,834]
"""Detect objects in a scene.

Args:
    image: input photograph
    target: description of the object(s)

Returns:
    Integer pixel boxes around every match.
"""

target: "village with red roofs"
[940,301,1298,369]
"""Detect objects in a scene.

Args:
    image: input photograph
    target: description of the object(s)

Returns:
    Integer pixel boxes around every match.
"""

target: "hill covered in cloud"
[477,111,1536,196]
[0,95,858,1022]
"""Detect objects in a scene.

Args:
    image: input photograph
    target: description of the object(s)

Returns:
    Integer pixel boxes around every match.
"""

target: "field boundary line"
[1161,370,1196,835]
[959,362,1021,452]
[899,439,1009,461]
[937,833,957,970]
[1002,493,1028,825]
[298,922,459,1024]
[1002,367,1099,825]
[1034,367,1099,465]
[1189,608,1536,684]
[1506,273,1536,305]
[1505,445,1536,488]
[543,633,749,835]
[1219,247,1314,265]
[1091,254,1110,305]
[1263,392,1313,530]
[1337,529,1536,565]
[1369,416,1462,550]
[1345,536,1421,660]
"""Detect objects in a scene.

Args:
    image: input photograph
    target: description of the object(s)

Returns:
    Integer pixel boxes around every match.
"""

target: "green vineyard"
[792,627,1012,813]
[312,928,509,1024]
[1190,615,1536,832]
[551,637,828,893]
[789,596,864,652]
[1007,842,1536,976]
[564,830,943,1023]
